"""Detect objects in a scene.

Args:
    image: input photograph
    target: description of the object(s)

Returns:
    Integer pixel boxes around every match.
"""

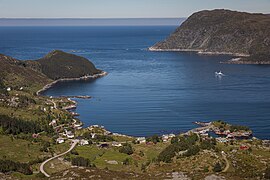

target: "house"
[6,87,11,92]
[162,135,169,142]
[19,87,23,91]
[67,132,74,139]
[112,142,122,147]
[136,137,146,144]
[56,138,65,144]
[80,139,89,146]
[64,129,75,139]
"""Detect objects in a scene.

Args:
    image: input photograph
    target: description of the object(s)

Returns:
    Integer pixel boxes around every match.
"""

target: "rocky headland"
[150,9,270,64]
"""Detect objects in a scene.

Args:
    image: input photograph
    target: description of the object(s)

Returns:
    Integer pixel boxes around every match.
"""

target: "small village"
[0,88,269,179]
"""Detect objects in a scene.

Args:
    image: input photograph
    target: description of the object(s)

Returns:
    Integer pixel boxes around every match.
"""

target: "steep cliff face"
[150,9,270,63]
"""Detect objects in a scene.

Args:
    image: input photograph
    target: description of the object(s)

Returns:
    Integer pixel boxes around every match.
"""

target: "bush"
[119,143,133,155]
[200,139,215,150]
[71,149,79,155]
[213,162,222,172]
[71,157,93,167]
[171,137,179,144]
[146,135,161,144]
[184,145,200,157]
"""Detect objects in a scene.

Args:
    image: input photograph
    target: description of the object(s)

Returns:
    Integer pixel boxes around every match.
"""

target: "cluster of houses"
[135,134,176,144]
[212,127,252,139]
[162,134,176,142]
[191,121,253,143]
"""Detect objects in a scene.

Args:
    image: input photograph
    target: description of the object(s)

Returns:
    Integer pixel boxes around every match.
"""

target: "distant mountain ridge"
[0,50,103,92]
[150,9,270,64]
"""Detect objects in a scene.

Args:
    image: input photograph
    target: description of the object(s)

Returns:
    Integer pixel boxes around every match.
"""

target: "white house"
[64,129,75,139]
[137,137,146,144]
[6,87,11,92]
[112,142,122,147]
[56,138,65,144]
[80,139,89,146]
[162,135,169,142]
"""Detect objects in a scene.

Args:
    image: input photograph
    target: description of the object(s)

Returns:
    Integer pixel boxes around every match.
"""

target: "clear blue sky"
[0,0,269,18]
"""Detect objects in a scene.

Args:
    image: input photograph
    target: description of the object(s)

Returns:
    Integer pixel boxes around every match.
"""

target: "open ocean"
[0,26,270,139]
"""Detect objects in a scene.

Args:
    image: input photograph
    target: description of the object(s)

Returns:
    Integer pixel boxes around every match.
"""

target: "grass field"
[0,135,48,163]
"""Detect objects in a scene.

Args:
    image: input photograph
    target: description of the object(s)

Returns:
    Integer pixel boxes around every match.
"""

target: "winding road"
[222,152,230,172]
[40,140,79,177]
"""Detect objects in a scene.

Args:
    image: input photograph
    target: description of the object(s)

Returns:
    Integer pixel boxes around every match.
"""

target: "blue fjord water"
[0,26,270,139]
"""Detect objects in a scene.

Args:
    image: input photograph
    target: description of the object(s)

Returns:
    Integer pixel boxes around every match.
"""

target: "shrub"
[213,162,222,172]
[119,143,133,155]
[71,157,92,167]
[146,135,161,144]
[184,145,200,157]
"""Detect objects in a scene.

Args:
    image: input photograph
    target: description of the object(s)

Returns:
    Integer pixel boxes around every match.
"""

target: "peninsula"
[150,9,270,64]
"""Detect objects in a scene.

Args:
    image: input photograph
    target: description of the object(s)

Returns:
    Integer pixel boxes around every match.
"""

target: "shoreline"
[148,47,250,57]
[223,58,270,65]
[36,71,108,96]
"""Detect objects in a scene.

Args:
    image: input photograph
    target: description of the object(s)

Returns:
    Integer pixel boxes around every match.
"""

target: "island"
[149,9,270,64]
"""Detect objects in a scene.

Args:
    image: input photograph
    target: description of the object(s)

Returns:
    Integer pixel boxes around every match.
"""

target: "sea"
[0,26,270,139]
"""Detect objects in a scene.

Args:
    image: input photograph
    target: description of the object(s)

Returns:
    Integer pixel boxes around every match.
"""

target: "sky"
[0,0,270,18]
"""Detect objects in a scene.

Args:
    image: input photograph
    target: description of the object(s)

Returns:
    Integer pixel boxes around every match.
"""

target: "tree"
[119,143,134,155]
[71,157,92,167]
[171,137,179,144]
[213,162,222,172]
[146,135,161,144]
[184,145,200,157]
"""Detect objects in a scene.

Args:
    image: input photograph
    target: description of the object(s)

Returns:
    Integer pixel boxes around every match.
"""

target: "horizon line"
[0,17,185,19]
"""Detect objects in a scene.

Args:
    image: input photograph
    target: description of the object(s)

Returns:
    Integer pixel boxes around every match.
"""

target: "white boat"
[215,71,225,76]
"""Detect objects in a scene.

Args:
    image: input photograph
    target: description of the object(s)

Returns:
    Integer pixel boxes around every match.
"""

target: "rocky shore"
[36,71,108,95]
[224,58,270,65]
[149,47,250,57]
